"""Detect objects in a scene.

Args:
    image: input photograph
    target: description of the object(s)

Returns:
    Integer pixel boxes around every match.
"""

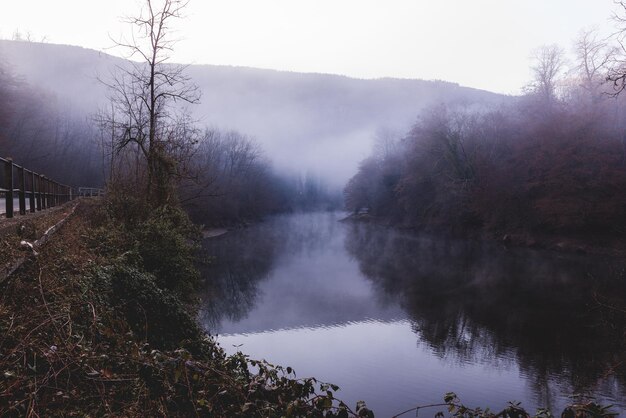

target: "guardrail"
[77,187,105,197]
[1,157,74,219]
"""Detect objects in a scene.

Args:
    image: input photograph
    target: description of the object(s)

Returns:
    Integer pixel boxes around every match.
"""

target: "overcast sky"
[0,0,619,94]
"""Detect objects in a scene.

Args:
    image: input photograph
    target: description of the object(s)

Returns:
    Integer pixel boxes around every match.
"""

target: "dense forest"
[345,33,626,245]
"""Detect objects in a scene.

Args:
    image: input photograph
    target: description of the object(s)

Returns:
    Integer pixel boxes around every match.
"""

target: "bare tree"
[372,127,401,163]
[100,0,200,206]
[605,1,626,97]
[573,28,616,98]
[529,44,566,106]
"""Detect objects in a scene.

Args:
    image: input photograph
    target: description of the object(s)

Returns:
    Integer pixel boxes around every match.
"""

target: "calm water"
[198,212,626,417]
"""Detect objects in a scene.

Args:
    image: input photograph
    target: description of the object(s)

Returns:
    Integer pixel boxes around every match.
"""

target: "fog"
[2,2,626,416]
[0,39,504,188]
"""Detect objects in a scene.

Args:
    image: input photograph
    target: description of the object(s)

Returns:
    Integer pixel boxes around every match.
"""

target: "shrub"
[134,205,201,296]
[104,264,203,350]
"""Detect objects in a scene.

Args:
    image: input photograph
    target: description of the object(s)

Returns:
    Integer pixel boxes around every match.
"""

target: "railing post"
[2,159,5,217]
[46,178,50,209]
[5,158,14,218]
[43,177,46,209]
[40,176,45,210]
[29,171,35,213]
[18,165,26,215]
[46,177,52,209]
[36,174,41,211]
[0,158,80,214]
[41,176,47,210]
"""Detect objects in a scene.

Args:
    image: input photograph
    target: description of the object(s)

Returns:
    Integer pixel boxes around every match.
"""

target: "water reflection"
[344,222,626,409]
[197,223,279,329]
[198,212,404,334]
[198,212,626,414]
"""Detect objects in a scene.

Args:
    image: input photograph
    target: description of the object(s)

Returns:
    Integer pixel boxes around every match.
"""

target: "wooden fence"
[1,157,74,219]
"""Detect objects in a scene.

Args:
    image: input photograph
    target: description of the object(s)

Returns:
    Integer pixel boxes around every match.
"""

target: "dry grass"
[0,201,115,415]
[0,200,360,417]
[0,202,78,275]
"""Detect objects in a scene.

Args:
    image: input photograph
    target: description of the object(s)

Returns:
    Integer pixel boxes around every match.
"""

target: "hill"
[0,39,506,186]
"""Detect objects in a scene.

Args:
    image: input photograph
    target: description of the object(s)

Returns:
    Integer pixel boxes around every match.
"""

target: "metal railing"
[1,157,75,219]
[77,187,105,197]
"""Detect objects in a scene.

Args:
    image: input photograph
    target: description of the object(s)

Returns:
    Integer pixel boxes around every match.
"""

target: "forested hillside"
[345,41,626,247]
[0,39,505,187]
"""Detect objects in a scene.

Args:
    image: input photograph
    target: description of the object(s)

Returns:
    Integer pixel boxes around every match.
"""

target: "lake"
[198,211,626,417]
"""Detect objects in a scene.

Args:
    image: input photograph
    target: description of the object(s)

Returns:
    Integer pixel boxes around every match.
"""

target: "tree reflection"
[198,227,279,331]
[198,212,341,332]
[344,222,626,407]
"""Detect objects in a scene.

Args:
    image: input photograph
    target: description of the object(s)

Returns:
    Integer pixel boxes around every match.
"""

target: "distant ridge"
[0,39,507,185]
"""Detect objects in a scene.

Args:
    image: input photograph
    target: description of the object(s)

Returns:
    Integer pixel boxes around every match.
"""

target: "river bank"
[341,212,626,257]
[0,200,367,417]
[1,202,622,416]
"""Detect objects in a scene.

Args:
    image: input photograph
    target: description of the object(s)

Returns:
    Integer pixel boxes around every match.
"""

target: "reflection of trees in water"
[198,227,278,331]
[344,223,626,407]
[198,212,341,332]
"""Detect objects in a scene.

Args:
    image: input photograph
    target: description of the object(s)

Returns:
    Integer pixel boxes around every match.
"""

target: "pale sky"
[0,0,619,94]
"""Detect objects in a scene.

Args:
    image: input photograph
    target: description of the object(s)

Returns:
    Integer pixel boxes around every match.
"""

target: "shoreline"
[341,213,626,258]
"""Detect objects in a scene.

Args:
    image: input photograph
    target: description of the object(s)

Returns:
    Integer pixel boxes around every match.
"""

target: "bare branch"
[98,0,200,206]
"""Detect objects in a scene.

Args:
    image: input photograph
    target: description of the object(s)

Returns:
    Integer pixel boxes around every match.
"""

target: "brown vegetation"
[0,202,77,277]
[344,34,626,250]
[0,199,370,417]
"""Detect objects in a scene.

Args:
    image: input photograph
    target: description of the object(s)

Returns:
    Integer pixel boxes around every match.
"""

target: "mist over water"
[198,212,626,416]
